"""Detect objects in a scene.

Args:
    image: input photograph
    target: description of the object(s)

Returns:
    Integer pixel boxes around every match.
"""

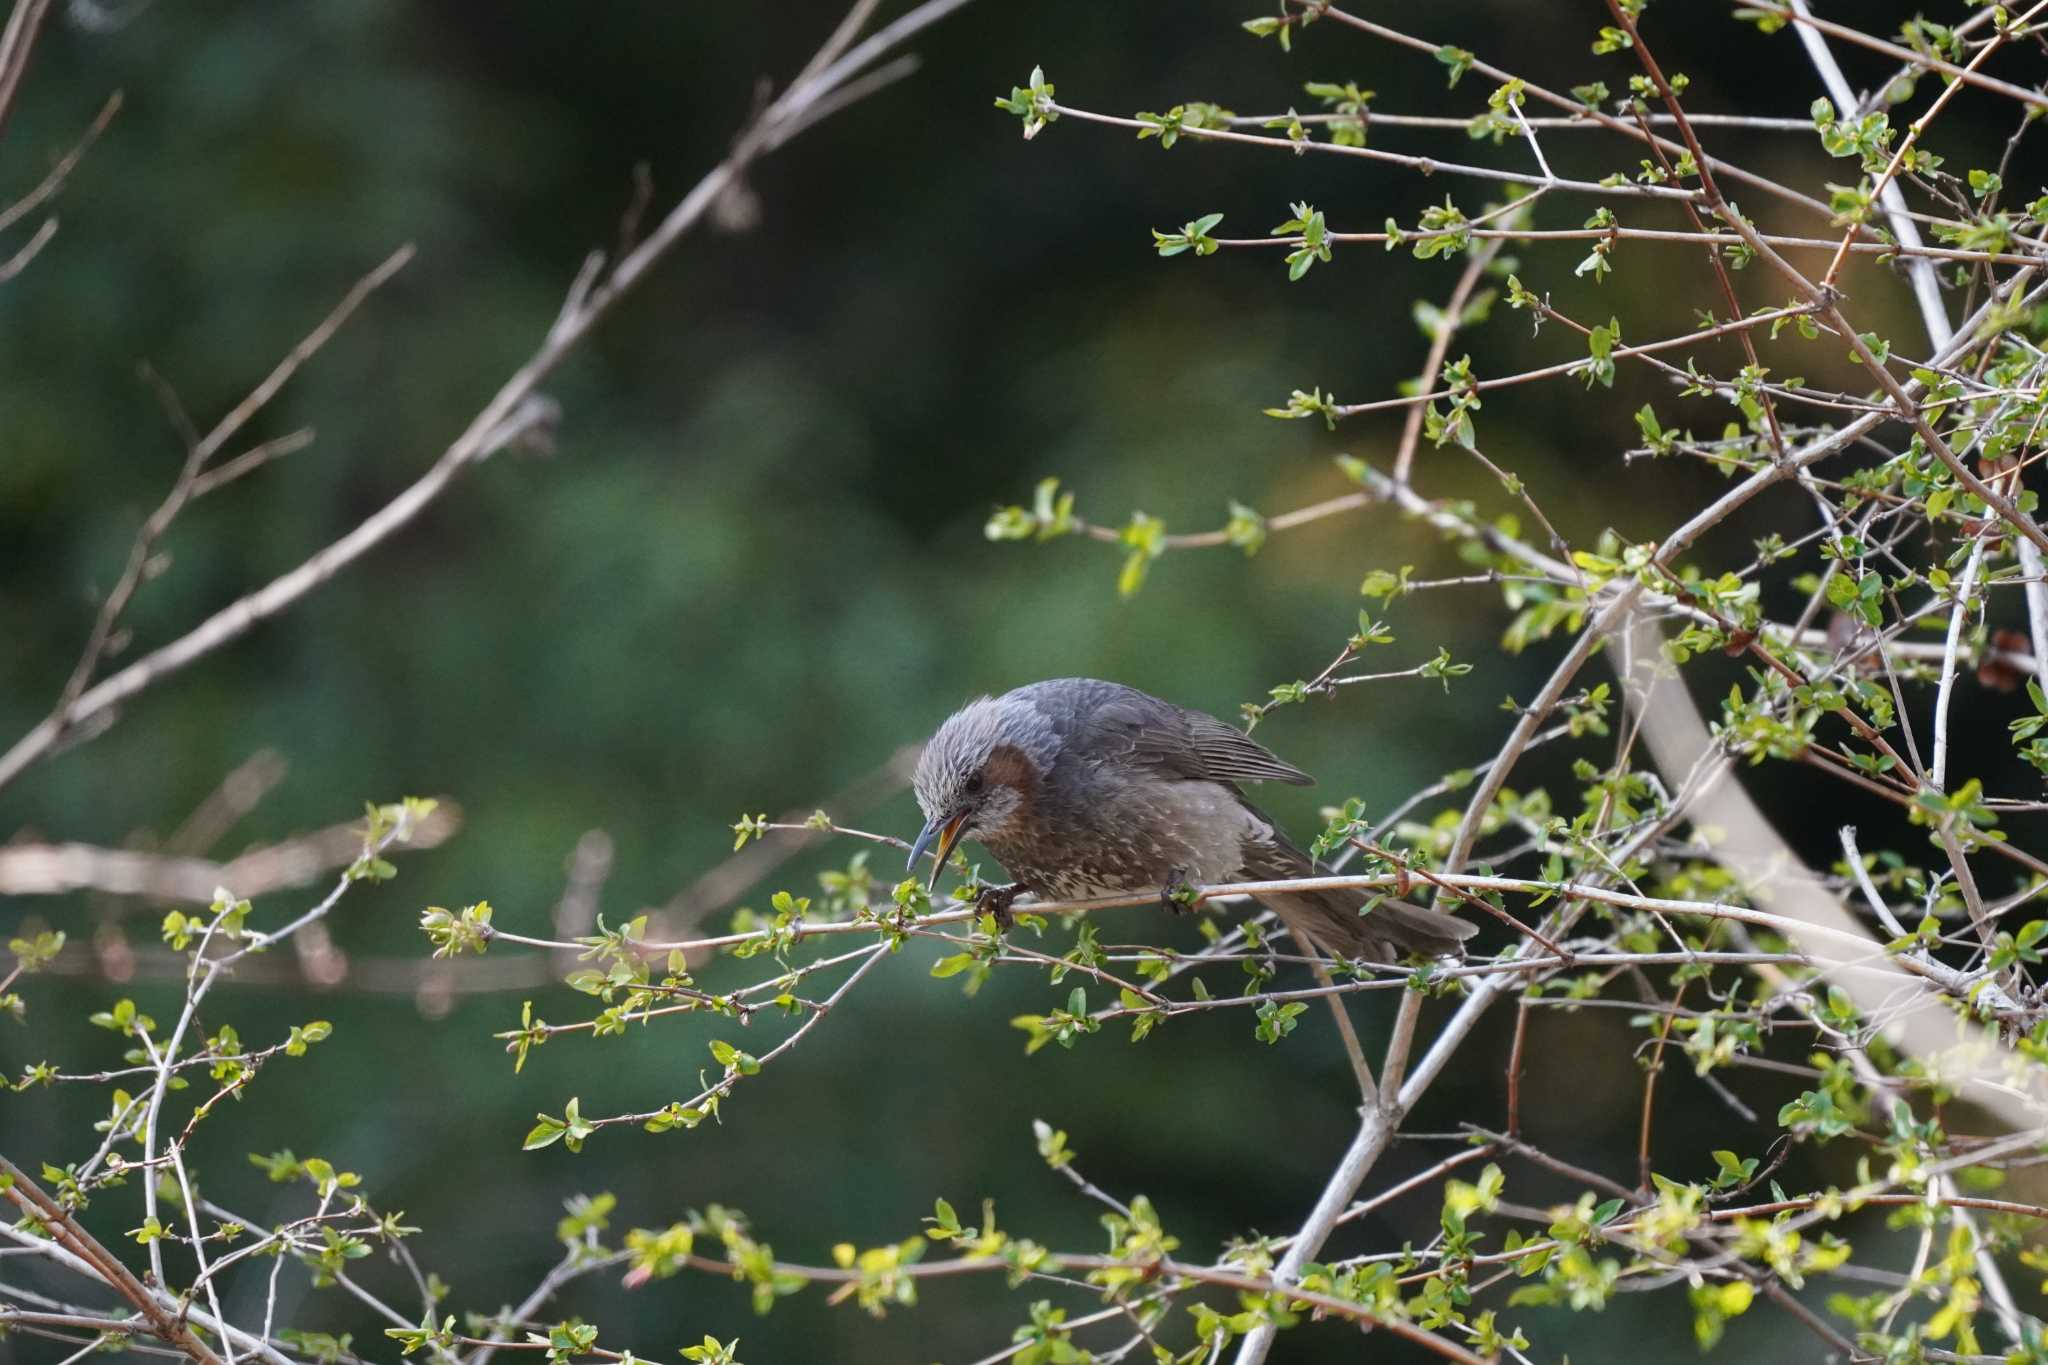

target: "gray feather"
[1044,680,1312,787]
[1176,709,1314,786]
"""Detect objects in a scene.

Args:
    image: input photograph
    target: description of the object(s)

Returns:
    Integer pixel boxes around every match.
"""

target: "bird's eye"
[964,773,984,795]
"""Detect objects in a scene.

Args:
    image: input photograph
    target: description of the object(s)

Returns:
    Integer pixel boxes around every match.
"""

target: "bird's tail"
[1251,843,1477,961]
[1264,889,1476,961]
[1228,818,1474,965]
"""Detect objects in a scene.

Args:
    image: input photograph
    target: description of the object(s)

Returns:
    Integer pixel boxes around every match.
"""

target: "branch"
[0,0,977,795]
[0,1155,226,1365]
[1746,2,2048,112]
[1622,616,2037,1130]
[0,89,120,235]
[0,798,459,901]
[0,0,51,142]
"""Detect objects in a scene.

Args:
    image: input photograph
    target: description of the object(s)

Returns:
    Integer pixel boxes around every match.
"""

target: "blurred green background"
[3,2,2038,1360]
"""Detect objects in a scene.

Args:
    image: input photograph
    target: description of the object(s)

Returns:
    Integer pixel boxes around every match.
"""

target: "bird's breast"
[979,778,1269,899]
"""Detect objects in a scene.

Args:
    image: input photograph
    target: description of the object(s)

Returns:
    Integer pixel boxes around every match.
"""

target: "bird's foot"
[974,882,1023,933]
[1160,869,1202,914]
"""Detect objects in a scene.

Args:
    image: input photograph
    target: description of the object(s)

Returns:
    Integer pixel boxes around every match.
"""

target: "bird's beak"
[907,811,969,892]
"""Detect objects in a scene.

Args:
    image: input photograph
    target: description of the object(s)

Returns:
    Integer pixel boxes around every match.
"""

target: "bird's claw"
[1160,869,1201,914]
[975,882,1023,933]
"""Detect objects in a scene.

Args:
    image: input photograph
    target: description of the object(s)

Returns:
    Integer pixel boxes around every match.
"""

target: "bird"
[906,678,1476,961]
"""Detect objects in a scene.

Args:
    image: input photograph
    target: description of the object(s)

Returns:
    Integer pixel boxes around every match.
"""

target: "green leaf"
[1435,45,1475,87]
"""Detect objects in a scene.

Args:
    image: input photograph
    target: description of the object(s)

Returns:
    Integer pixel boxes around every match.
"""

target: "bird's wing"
[1178,708,1315,785]
[1086,693,1315,787]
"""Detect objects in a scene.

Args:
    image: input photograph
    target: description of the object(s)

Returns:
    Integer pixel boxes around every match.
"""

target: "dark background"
[2,2,2039,1359]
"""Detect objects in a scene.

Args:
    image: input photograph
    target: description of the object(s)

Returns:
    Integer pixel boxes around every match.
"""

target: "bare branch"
[0,798,459,901]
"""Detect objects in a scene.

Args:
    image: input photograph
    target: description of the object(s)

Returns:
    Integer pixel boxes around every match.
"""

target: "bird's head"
[907,693,1058,890]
